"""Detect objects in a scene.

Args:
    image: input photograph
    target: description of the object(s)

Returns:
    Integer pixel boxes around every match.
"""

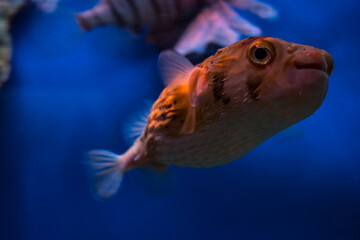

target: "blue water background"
[1,0,359,239]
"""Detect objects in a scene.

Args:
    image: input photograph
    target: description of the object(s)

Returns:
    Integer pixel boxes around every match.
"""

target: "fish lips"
[290,49,333,107]
[294,50,334,77]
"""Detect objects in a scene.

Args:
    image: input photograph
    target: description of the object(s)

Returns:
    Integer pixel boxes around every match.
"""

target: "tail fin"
[84,150,124,200]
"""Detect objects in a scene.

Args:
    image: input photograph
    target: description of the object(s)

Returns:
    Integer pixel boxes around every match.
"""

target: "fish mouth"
[295,63,331,76]
[295,62,327,73]
[294,51,334,76]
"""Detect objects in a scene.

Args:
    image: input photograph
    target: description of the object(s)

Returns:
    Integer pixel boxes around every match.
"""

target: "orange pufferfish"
[85,36,334,199]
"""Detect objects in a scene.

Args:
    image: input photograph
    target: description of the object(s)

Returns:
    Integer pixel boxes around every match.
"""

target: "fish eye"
[248,40,275,66]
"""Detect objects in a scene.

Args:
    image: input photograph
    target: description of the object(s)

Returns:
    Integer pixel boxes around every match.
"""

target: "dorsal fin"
[158,50,195,86]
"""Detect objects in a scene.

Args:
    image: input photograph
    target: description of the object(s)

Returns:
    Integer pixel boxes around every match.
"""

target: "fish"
[76,0,278,56]
[0,0,59,86]
[84,36,334,199]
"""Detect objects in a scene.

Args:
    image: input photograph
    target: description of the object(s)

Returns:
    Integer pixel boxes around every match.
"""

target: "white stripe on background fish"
[0,0,59,86]
[76,0,278,55]
[84,36,334,199]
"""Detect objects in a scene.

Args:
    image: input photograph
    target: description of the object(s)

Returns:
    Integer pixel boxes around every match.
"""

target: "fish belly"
[155,119,264,168]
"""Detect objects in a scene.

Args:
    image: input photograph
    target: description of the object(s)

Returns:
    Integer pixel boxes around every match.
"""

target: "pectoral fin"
[188,68,201,108]
[180,107,196,135]
[181,68,209,135]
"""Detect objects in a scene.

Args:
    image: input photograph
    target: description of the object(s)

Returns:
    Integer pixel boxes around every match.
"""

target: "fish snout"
[323,50,334,76]
[293,46,334,77]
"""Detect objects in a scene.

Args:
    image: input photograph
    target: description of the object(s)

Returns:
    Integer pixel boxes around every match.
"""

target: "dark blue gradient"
[1,0,359,240]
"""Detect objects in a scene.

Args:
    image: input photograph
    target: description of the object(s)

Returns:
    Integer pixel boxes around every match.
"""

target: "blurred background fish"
[0,0,59,86]
[76,0,278,61]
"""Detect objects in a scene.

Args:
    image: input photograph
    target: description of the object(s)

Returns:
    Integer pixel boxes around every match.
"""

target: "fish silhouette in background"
[84,36,334,199]
[0,0,59,86]
[76,0,278,58]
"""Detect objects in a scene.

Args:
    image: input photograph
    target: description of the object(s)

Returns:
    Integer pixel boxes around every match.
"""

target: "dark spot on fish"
[246,77,262,101]
[180,119,184,123]
[211,73,225,101]
[173,100,177,104]
[143,126,149,138]
[222,97,230,105]
[161,113,166,120]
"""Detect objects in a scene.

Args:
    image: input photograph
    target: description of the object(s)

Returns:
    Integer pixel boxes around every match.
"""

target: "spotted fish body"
[142,54,265,168]
[76,0,278,55]
[85,36,334,199]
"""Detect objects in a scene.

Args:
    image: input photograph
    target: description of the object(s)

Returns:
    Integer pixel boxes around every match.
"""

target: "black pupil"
[254,47,268,60]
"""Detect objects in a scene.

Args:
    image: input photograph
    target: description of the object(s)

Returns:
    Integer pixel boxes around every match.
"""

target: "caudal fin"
[84,150,124,200]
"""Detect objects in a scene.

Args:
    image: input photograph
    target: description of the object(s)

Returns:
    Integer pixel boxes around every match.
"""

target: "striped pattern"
[76,0,208,32]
